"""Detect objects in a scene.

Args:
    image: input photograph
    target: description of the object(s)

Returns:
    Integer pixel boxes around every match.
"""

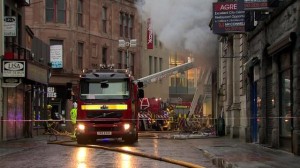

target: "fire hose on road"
[47,139,205,168]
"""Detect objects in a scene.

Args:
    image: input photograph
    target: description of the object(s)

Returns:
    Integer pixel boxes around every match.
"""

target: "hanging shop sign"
[212,2,245,34]
[2,78,22,88]
[2,60,26,77]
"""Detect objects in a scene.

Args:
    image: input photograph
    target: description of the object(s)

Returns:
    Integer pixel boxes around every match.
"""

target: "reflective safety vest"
[70,108,77,124]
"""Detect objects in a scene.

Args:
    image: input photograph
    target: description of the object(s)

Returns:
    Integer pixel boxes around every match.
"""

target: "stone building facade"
[217,0,300,155]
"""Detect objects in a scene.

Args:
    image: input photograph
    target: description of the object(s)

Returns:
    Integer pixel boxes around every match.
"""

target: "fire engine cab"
[75,65,144,144]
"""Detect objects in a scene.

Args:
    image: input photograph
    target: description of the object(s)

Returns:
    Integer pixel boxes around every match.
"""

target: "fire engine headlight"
[77,124,85,131]
[124,123,130,130]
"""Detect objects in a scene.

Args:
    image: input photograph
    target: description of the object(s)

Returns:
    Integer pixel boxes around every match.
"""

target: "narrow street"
[0,132,217,168]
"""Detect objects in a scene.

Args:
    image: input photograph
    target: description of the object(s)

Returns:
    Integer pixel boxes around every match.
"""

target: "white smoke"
[136,0,218,60]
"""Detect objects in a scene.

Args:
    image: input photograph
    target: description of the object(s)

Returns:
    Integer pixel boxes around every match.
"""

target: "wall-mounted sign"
[27,62,49,84]
[50,45,63,68]
[2,78,22,87]
[243,0,279,10]
[213,2,245,34]
[2,60,26,77]
[4,16,16,36]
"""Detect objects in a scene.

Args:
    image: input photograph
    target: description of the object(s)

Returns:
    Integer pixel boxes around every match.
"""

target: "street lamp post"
[118,39,136,71]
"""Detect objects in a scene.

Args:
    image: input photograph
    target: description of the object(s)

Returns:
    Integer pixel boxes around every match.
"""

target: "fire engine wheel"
[123,132,138,144]
[76,136,89,145]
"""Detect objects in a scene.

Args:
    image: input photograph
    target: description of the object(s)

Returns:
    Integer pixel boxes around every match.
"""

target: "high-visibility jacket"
[70,108,77,125]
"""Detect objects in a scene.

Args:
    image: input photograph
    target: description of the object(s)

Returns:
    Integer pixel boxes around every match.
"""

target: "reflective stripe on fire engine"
[81,104,128,110]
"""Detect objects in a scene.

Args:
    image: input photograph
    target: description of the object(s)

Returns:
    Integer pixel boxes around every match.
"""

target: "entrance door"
[266,75,273,146]
[50,102,62,120]
[251,82,258,142]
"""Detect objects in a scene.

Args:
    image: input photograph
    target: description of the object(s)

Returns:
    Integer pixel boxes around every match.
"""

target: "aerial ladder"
[138,60,195,86]
[137,59,196,131]
[186,67,211,129]
[137,58,212,131]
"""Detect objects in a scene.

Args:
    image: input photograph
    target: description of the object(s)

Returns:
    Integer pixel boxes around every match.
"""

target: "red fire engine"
[75,66,144,144]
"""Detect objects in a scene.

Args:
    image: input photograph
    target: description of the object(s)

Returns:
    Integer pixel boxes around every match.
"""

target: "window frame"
[46,0,66,24]
[102,6,107,33]
[77,0,83,27]
[77,42,84,69]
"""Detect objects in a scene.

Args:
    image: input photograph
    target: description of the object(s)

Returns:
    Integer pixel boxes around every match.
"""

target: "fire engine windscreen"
[80,79,130,100]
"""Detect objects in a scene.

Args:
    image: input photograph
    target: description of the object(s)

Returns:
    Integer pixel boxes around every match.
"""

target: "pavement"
[1,133,300,168]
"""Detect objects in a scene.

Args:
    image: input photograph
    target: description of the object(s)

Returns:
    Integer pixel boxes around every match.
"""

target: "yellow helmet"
[47,104,52,109]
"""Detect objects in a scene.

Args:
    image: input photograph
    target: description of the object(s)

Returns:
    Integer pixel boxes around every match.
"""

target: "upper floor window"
[77,42,84,69]
[77,0,83,27]
[119,12,123,37]
[46,0,66,23]
[102,7,107,33]
[124,14,128,38]
[128,15,134,39]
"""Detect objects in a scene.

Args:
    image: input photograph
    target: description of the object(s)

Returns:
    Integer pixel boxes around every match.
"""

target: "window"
[102,47,107,64]
[46,0,66,23]
[159,58,162,72]
[128,15,134,38]
[154,57,157,73]
[80,79,130,100]
[130,53,135,75]
[77,0,83,27]
[149,56,152,75]
[119,12,123,37]
[124,14,128,38]
[91,44,97,58]
[118,51,122,69]
[77,42,83,69]
[102,7,107,33]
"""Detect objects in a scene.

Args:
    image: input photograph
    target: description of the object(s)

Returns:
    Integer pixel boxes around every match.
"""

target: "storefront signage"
[147,18,153,49]
[2,60,26,77]
[213,2,245,34]
[47,87,57,98]
[2,78,21,87]
[50,45,63,69]
[27,62,49,84]
[4,16,16,36]
[243,0,279,10]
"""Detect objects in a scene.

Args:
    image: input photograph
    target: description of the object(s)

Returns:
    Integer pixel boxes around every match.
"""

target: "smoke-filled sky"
[136,0,217,60]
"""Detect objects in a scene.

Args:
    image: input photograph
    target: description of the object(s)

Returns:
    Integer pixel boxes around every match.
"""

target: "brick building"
[25,0,143,131]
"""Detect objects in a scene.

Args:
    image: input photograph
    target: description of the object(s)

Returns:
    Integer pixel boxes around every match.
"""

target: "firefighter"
[44,104,53,134]
[70,102,77,137]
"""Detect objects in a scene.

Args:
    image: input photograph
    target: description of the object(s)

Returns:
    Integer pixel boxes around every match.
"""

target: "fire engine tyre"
[123,132,138,144]
[76,136,89,145]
